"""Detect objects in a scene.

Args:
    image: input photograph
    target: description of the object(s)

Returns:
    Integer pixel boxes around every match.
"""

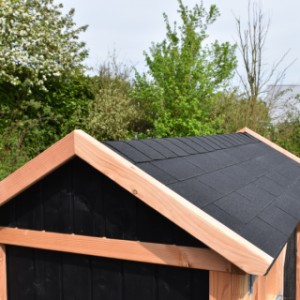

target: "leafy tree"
[85,57,139,141]
[0,0,90,179]
[211,91,270,135]
[0,0,87,95]
[272,117,300,157]
[132,0,237,137]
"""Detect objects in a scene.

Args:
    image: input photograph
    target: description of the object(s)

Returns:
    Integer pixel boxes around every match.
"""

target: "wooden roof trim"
[0,131,76,205]
[239,127,300,164]
[0,227,241,273]
[74,130,273,275]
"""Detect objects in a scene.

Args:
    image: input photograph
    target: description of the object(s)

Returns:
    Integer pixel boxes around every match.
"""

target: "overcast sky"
[60,0,300,84]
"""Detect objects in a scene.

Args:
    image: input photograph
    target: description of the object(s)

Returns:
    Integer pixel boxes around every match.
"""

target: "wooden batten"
[0,245,7,300]
[74,130,272,275]
[0,227,240,273]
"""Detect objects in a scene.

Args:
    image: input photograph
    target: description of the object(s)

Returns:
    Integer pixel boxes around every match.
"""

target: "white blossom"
[0,0,88,93]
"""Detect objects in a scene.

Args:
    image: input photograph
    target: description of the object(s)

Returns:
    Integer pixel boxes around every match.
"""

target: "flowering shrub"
[0,0,87,94]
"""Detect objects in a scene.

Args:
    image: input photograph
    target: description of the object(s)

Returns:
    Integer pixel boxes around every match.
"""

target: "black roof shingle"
[105,132,300,259]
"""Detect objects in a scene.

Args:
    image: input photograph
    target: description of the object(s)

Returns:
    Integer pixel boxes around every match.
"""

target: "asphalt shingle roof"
[105,132,300,259]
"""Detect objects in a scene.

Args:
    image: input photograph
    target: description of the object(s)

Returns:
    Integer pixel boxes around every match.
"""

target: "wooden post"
[209,272,250,300]
[296,224,300,300]
[0,245,7,300]
[210,245,287,300]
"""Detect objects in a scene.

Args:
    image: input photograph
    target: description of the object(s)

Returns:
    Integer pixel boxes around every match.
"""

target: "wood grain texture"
[297,224,300,300]
[210,245,287,300]
[209,272,251,300]
[239,127,300,164]
[252,245,286,299]
[0,227,237,272]
[0,131,75,205]
[209,272,232,300]
[0,245,7,300]
[74,129,273,275]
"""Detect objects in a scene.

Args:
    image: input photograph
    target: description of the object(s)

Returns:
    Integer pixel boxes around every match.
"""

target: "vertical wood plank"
[91,256,122,300]
[0,245,6,300]
[191,269,209,300]
[42,161,73,234]
[6,246,35,300]
[252,245,287,300]
[231,274,250,300]
[123,261,156,300]
[157,265,191,300]
[209,271,231,300]
[297,224,300,300]
[210,245,286,300]
[62,252,91,300]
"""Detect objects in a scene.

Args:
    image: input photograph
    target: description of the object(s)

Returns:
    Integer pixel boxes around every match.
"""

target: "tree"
[235,1,294,130]
[211,91,270,135]
[85,56,139,141]
[0,0,87,95]
[132,0,237,137]
[0,0,90,179]
[272,117,300,157]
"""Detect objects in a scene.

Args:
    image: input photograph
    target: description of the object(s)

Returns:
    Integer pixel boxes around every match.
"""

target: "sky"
[59,0,300,85]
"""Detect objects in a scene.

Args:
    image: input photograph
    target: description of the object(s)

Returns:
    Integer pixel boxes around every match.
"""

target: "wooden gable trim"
[0,131,75,205]
[73,130,272,275]
[239,127,300,164]
[0,130,273,275]
[0,227,241,273]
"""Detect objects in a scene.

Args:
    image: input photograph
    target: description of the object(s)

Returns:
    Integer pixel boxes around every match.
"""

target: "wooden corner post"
[210,245,287,300]
[0,245,7,300]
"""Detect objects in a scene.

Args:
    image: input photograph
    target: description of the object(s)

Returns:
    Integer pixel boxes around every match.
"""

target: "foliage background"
[0,0,299,180]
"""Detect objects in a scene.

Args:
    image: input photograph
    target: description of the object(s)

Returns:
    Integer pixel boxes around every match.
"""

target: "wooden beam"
[0,227,240,273]
[297,224,300,300]
[0,131,75,205]
[0,245,7,300]
[239,127,300,164]
[74,130,273,275]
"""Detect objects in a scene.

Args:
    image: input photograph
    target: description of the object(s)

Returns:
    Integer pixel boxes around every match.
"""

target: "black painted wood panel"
[0,157,205,248]
[6,246,209,300]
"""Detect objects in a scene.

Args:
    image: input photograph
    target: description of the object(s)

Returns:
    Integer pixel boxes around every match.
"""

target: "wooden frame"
[0,130,273,275]
[0,227,241,273]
